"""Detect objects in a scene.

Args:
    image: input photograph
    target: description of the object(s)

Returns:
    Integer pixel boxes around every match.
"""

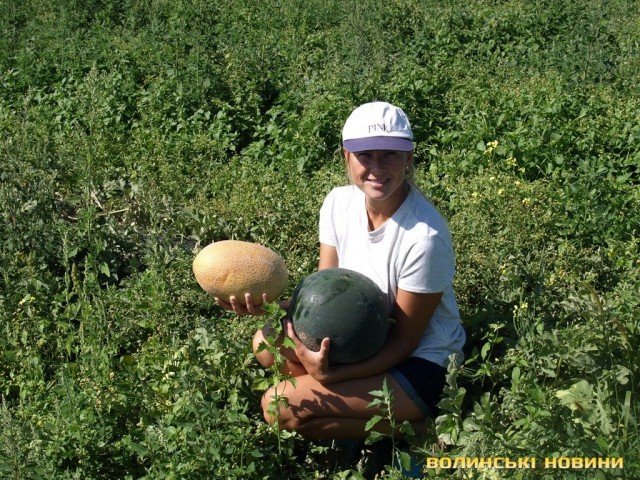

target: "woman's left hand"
[285,319,332,383]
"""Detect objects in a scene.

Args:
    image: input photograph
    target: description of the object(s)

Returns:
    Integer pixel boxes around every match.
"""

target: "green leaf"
[555,380,594,413]
[261,301,285,316]
[364,415,384,431]
[250,449,264,458]
[128,441,149,458]
[397,450,412,471]
[399,421,415,437]
[364,431,384,445]
[282,336,296,349]
[480,342,490,360]
[252,378,270,391]
[616,365,631,385]
[99,262,110,277]
[463,417,479,432]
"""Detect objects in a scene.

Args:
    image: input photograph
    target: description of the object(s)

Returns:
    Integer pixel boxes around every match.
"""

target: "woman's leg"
[252,325,277,367]
[261,373,426,440]
[253,326,308,377]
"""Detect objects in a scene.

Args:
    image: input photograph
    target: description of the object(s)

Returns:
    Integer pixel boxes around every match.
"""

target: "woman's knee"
[261,385,306,431]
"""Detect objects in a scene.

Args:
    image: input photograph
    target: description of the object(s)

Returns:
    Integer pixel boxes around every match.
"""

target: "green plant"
[251,302,298,463]
[364,377,419,476]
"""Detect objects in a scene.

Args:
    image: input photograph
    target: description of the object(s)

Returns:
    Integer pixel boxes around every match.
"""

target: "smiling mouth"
[366,178,389,186]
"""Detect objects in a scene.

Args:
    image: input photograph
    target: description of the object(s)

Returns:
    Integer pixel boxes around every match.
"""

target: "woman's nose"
[367,153,385,170]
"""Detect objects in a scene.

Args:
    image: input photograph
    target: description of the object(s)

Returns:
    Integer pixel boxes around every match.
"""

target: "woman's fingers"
[245,293,267,315]
[214,293,268,316]
[284,319,332,382]
[229,295,244,314]
[285,319,300,345]
[319,337,331,354]
[244,293,255,314]
[286,319,330,358]
[215,293,271,316]
[214,297,233,310]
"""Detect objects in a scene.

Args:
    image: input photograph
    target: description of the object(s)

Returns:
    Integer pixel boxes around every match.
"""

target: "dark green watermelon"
[288,268,390,364]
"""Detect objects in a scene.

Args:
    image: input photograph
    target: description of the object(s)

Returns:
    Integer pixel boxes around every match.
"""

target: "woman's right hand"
[214,292,269,316]
[284,319,332,383]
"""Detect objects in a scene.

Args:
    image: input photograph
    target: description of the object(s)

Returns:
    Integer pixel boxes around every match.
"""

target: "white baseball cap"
[342,101,414,152]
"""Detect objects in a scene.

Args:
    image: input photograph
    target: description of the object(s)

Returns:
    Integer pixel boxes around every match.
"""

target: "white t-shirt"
[319,184,465,368]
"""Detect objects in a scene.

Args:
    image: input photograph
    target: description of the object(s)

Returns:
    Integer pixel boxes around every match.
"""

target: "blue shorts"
[389,356,447,418]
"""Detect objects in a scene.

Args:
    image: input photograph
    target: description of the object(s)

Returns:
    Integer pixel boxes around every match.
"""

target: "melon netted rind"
[288,268,390,364]
[192,240,288,306]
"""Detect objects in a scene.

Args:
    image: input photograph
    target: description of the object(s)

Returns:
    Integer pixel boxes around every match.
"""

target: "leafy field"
[1,0,639,478]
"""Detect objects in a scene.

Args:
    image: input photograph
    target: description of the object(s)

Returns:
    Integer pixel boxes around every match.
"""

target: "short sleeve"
[398,236,455,293]
[319,188,338,247]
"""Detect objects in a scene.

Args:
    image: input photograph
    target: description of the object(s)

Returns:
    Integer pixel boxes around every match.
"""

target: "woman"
[217,101,465,440]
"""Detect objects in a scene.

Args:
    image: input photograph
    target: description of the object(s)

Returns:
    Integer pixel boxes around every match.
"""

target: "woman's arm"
[289,287,442,384]
[318,243,338,270]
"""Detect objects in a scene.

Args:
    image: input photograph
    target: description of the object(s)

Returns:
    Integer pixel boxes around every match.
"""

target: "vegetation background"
[1,0,638,478]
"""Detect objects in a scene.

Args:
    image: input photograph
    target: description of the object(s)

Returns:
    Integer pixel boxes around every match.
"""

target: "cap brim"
[343,136,413,152]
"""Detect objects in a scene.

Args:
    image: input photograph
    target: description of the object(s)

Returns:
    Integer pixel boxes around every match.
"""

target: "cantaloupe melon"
[193,240,288,306]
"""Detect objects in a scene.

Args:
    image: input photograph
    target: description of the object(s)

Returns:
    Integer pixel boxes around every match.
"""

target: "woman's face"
[345,149,412,203]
